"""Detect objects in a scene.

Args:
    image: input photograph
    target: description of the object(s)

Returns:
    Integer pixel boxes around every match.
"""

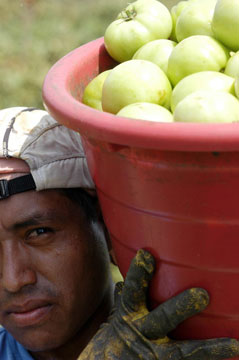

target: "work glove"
[79,249,239,360]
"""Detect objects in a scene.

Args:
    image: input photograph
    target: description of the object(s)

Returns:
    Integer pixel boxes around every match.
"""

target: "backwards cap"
[0,107,95,198]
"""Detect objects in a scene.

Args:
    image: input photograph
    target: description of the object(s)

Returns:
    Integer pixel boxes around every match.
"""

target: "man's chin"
[4,324,65,352]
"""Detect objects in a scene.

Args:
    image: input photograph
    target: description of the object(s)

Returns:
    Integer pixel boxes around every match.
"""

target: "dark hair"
[61,188,99,223]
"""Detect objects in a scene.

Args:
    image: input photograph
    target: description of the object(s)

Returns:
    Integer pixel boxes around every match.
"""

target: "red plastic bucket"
[43,37,239,346]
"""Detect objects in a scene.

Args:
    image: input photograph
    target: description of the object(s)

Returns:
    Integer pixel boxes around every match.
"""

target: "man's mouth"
[6,300,53,327]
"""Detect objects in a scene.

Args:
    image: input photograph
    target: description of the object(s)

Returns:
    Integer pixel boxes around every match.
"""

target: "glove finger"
[120,249,155,312]
[135,288,209,339]
[114,281,124,308]
[164,338,239,360]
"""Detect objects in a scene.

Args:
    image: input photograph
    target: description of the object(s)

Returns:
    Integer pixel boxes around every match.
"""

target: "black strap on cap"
[0,174,36,200]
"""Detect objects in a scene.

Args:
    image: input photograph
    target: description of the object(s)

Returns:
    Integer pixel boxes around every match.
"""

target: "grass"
[0,0,178,110]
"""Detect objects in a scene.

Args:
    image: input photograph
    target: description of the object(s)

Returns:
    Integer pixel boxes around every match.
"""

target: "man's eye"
[28,227,52,239]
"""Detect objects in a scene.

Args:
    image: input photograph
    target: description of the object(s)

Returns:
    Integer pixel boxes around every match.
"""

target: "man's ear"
[94,199,110,250]
[101,219,116,262]
[97,210,123,282]
[94,197,118,266]
[109,248,118,266]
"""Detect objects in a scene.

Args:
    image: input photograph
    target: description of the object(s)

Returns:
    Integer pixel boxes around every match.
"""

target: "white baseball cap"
[0,107,95,199]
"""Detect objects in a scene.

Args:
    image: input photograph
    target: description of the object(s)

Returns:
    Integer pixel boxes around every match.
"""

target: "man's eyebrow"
[10,210,59,231]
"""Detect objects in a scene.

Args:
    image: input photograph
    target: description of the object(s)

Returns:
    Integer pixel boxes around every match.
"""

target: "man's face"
[0,188,111,351]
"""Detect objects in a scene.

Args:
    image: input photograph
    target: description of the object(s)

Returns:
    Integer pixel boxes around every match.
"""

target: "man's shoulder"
[0,327,34,359]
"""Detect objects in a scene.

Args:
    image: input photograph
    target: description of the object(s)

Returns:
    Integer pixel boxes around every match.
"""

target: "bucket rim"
[42,37,239,152]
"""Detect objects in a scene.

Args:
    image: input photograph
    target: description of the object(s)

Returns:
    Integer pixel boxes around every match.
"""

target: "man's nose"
[0,242,37,293]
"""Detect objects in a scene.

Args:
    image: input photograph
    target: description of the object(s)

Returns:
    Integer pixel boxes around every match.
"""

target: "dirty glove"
[79,249,239,360]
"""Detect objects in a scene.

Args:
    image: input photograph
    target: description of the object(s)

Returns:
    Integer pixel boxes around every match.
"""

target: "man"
[0,106,238,360]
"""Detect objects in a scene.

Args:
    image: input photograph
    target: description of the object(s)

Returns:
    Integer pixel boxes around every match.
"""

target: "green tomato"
[133,39,176,74]
[104,0,172,63]
[235,76,239,99]
[82,70,111,111]
[235,78,239,99]
[102,59,172,114]
[174,90,239,123]
[235,80,239,99]
[117,102,173,122]
[225,52,239,79]
[171,71,235,112]
[170,1,189,42]
[167,35,230,86]
[175,0,217,42]
[212,0,239,52]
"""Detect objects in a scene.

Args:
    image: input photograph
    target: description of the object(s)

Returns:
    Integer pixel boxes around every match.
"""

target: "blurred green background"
[0,0,178,110]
